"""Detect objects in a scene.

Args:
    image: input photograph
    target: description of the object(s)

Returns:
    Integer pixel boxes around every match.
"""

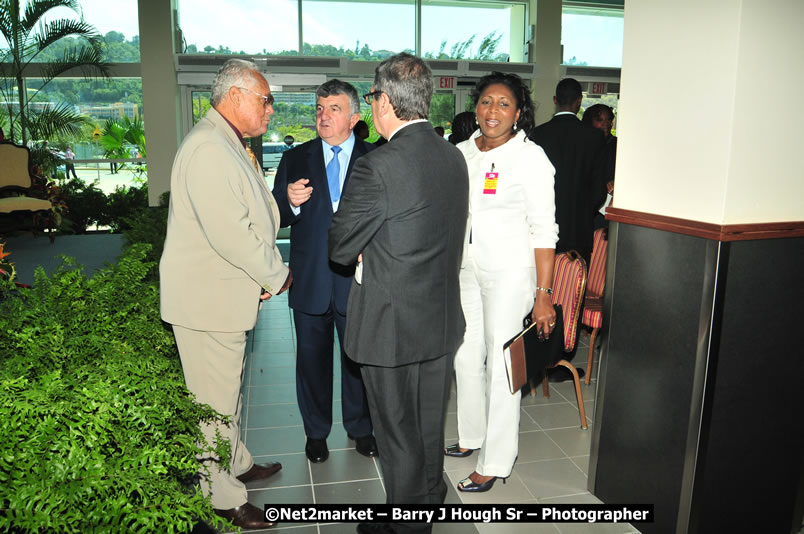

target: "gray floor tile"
[247,425,306,456]
[515,459,589,500]
[519,407,543,431]
[250,365,297,386]
[310,449,381,484]
[545,427,593,458]
[250,352,297,369]
[247,403,303,429]
[249,383,298,406]
[443,450,478,472]
[569,455,590,477]
[444,411,459,442]
[248,453,311,489]
[522,403,587,430]
[314,479,386,505]
[515,431,567,463]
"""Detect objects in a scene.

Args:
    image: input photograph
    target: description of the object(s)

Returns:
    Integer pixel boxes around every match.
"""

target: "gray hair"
[374,53,433,120]
[316,79,361,116]
[211,59,262,106]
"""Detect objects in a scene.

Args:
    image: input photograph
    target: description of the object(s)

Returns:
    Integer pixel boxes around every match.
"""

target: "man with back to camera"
[160,58,291,530]
[530,77,606,382]
[272,79,377,464]
[329,53,469,534]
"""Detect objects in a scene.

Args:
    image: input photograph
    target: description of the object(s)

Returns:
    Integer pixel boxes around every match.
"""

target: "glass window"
[301,0,414,59]
[422,0,526,62]
[1,0,141,62]
[562,6,623,68]
[178,0,299,55]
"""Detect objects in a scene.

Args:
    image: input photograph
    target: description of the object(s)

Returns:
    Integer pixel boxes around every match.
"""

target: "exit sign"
[439,77,455,89]
[591,82,607,94]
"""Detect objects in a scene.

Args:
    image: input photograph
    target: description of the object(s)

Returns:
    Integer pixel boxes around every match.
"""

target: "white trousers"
[173,325,254,509]
[454,248,535,478]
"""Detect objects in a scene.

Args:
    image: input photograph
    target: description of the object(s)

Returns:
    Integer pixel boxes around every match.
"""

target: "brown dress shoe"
[236,462,282,483]
[214,502,276,529]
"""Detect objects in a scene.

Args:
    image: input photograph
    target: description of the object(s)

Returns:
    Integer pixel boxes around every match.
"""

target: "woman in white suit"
[447,72,559,492]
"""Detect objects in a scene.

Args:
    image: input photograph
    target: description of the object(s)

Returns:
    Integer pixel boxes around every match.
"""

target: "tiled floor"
[236,290,640,534]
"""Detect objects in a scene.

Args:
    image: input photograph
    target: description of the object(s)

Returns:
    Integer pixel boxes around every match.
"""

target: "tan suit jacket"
[160,107,288,332]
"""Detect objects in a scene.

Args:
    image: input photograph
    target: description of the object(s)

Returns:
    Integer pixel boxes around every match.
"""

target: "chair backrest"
[587,228,608,297]
[0,142,34,190]
[551,251,588,352]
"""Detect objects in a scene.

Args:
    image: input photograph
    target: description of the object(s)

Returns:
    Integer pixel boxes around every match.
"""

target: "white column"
[529,0,562,125]
[138,0,181,206]
[614,0,804,224]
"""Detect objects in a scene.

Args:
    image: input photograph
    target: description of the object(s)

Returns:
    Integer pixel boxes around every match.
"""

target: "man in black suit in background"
[530,78,606,382]
[272,80,376,463]
[530,78,606,265]
[329,53,468,534]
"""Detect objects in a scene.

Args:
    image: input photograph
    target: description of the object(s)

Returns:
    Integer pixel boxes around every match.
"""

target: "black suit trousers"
[293,296,372,440]
[360,352,454,534]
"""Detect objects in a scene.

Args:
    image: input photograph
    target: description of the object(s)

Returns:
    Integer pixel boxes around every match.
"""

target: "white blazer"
[457,129,558,272]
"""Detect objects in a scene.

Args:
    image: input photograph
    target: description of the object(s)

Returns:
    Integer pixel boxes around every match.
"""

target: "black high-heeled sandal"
[457,474,506,493]
[444,443,474,458]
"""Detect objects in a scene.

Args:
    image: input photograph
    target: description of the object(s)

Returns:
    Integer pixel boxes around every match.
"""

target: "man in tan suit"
[160,58,291,530]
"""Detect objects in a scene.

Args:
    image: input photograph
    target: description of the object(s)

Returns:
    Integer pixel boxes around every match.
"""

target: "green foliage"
[107,183,149,233]
[0,0,110,144]
[122,191,170,279]
[0,245,228,532]
[56,177,150,235]
[58,177,109,233]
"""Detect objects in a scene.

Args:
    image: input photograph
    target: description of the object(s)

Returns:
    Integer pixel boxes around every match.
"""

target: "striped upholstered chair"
[581,228,608,385]
[537,250,589,429]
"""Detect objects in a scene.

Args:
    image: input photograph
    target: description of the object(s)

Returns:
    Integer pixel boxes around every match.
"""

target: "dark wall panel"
[593,223,713,534]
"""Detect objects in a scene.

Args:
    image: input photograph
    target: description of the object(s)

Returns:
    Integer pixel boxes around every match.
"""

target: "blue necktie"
[327,146,342,203]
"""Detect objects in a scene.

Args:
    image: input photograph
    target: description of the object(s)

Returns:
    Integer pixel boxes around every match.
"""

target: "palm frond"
[26,101,89,140]
[37,44,110,83]
[22,0,80,34]
[33,18,102,57]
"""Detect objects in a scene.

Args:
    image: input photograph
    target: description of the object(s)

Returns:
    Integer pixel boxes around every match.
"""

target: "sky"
[31,0,623,67]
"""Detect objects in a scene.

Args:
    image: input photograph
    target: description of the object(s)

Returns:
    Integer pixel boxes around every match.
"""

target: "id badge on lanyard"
[483,163,498,194]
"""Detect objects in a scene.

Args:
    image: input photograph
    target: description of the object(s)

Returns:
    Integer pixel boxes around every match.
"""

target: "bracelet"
[536,286,553,295]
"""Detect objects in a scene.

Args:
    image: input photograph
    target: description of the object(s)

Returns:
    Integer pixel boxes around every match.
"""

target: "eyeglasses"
[363,91,383,105]
[238,86,274,108]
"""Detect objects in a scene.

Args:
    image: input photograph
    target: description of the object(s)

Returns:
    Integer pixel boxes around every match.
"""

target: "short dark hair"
[555,78,583,107]
[448,111,477,145]
[354,120,369,140]
[581,103,614,126]
[470,71,536,136]
[374,53,433,120]
[316,79,361,116]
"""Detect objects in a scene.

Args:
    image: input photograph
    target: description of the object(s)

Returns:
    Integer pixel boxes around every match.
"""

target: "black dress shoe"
[305,438,329,463]
[214,502,276,529]
[348,434,379,457]
[547,367,585,383]
[237,462,282,483]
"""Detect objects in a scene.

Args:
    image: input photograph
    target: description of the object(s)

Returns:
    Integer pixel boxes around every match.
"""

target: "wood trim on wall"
[606,208,804,241]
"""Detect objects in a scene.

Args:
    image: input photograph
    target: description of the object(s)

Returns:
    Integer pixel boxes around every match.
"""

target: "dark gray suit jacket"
[530,114,606,263]
[328,122,469,367]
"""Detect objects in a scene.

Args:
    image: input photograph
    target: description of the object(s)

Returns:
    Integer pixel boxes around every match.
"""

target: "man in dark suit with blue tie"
[272,79,376,463]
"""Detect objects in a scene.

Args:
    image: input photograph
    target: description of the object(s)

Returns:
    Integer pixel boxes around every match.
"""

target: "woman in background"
[446,72,558,492]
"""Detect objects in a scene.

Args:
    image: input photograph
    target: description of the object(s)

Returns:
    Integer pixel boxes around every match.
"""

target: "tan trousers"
[172,325,254,509]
